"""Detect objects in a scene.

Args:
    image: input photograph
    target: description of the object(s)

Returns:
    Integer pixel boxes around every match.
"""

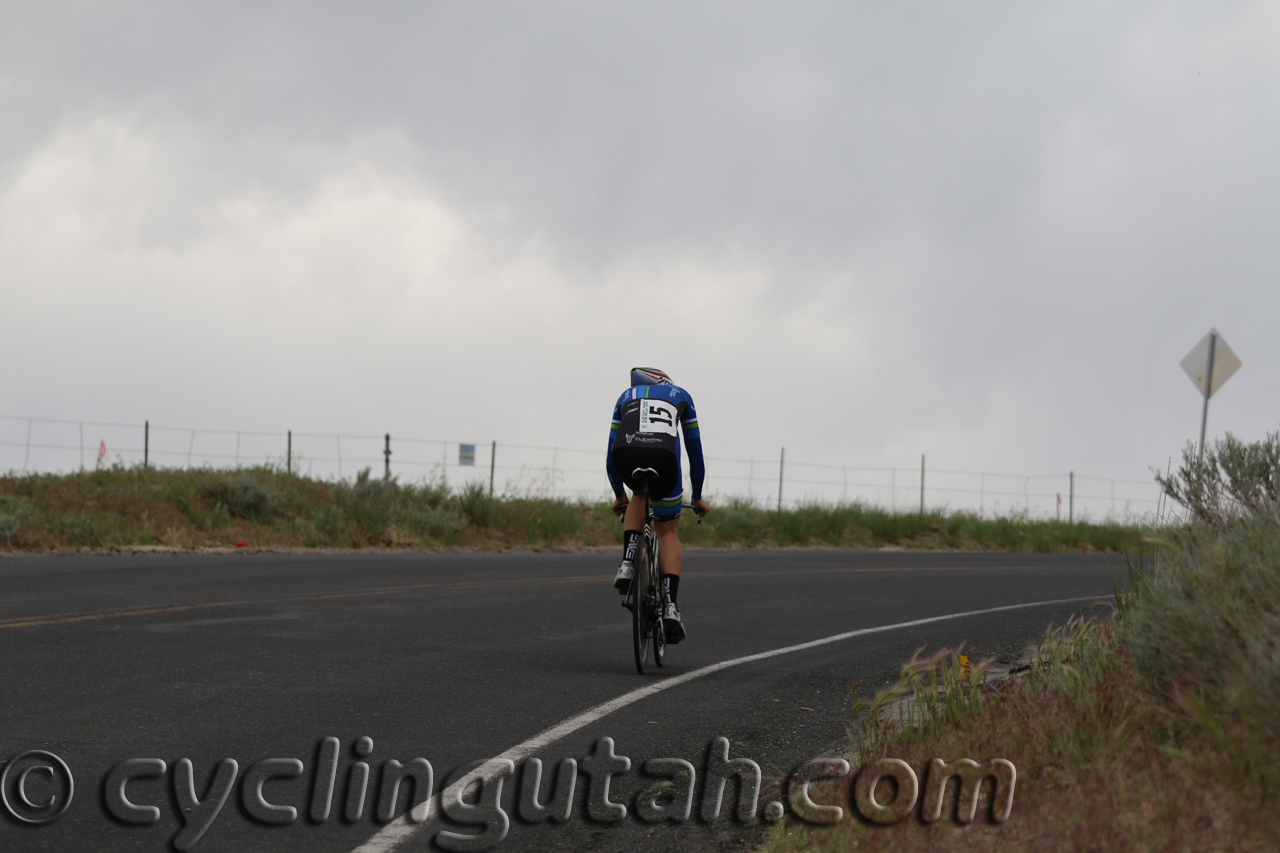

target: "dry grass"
[765,628,1279,851]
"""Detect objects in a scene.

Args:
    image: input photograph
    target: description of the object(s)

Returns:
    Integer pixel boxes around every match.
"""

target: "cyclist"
[607,367,709,643]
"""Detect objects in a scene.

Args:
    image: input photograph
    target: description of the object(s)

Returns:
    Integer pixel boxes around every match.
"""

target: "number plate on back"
[639,400,678,436]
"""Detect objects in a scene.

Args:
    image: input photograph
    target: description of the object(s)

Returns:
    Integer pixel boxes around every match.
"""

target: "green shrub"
[1135,431,1280,788]
[201,475,278,522]
[403,506,466,539]
[330,469,398,540]
[455,480,493,527]
[1157,431,1280,527]
[0,494,32,544]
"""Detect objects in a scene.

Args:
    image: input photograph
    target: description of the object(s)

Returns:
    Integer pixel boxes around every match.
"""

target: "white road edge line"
[351,593,1108,852]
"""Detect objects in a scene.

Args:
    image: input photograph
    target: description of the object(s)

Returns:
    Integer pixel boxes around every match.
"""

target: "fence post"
[79,421,85,471]
[144,420,149,468]
[489,440,496,497]
[384,434,392,480]
[287,430,292,475]
[1069,472,1074,523]
[778,447,785,511]
[1198,332,1217,462]
[920,454,926,514]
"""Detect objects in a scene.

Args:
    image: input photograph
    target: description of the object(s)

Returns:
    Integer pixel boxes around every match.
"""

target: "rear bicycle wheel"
[650,533,665,667]
[632,526,652,674]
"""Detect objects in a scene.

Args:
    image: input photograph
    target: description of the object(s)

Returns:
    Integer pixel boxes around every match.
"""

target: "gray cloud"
[2,1,1277,512]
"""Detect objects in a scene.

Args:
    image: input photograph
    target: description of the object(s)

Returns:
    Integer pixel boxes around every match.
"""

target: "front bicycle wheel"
[632,526,652,674]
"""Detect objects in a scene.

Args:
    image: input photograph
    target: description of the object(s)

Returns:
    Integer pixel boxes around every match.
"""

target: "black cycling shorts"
[611,445,681,499]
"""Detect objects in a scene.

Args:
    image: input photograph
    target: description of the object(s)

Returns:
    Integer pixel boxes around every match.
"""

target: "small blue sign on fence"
[459,444,476,466]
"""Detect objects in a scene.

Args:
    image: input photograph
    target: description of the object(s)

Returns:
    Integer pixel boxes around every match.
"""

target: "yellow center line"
[0,564,1057,629]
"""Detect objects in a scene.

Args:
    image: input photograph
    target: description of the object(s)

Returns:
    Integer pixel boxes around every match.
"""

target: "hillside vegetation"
[0,465,1144,553]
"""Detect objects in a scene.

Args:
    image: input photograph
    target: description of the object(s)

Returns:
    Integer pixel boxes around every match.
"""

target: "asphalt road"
[0,548,1124,852]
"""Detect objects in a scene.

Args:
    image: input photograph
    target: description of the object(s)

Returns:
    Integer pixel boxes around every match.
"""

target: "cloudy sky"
[2,2,1277,509]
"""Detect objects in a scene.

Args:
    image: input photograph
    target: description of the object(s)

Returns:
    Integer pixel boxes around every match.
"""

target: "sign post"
[1180,328,1241,461]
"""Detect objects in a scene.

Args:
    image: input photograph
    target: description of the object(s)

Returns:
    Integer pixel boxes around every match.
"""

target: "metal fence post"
[287,430,292,475]
[489,440,496,497]
[144,420,149,468]
[1069,472,1074,523]
[778,447,785,511]
[1198,332,1217,462]
[79,421,84,471]
[384,434,392,480]
[920,454,926,514]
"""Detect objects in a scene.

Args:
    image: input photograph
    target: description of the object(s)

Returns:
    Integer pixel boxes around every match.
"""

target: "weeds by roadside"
[760,431,1280,851]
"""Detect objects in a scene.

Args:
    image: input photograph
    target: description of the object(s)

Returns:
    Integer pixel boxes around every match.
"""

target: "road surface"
[0,548,1122,852]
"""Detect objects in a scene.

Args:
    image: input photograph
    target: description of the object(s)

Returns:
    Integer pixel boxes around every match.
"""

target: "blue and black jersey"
[606,384,705,516]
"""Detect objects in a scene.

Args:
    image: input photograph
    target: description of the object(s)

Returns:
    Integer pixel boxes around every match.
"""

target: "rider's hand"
[692,498,710,517]
[611,495,629,517]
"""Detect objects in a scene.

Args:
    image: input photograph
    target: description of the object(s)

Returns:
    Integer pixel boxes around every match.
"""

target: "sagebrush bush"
[1125,511,1280,787]
[0,494,29,544]
[1126,431,1280,789]
[201,475,279,522]
[1157,431,1280,527]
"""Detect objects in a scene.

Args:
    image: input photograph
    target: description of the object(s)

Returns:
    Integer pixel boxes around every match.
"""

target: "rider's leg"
[656,516,686,641]
[656,517,683,610]
[623,492,645,533]
[656,517,681,576]
[620,492,644,564]
[614,490,647,592]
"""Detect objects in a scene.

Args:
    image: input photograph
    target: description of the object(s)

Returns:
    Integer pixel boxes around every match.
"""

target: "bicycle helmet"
[631,367,673,386]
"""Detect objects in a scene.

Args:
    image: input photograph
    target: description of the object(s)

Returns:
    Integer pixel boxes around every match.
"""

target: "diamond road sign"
[1181,327,1241,399]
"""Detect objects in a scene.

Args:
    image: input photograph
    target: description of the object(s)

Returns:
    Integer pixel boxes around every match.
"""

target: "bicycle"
[615,468,703,675]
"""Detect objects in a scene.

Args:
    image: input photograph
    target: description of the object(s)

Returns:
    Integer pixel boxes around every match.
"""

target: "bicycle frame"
[624,470,665,673]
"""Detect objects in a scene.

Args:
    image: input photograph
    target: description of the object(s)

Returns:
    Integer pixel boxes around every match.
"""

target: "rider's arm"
[682,401,705,501]
[606,404,625,499]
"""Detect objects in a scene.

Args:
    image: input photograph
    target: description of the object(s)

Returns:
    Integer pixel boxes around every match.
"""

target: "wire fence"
[0,414,1162,522]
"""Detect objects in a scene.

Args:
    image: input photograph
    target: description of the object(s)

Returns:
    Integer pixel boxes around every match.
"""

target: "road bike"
[615,469,703,675]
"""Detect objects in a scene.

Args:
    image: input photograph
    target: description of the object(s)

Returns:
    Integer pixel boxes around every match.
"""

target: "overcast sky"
[2,2,1277,509]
